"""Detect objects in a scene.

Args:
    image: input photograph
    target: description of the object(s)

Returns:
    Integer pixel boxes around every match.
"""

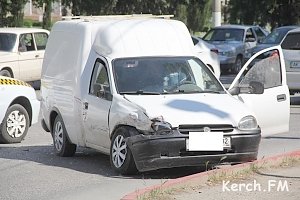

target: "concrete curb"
[121,150,300,200]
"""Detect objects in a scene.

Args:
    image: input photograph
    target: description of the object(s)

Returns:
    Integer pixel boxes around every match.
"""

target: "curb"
[121,150,300,200]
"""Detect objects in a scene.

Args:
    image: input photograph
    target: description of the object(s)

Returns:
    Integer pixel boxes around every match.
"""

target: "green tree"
[187,0,211,33]
[7,0,27,27]
[228,0,300,30]
[0,0,10,27]
[33,0,55,30]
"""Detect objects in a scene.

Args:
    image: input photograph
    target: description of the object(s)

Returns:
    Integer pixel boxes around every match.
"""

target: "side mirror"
[228,87,240,95]
[249,81,264,94]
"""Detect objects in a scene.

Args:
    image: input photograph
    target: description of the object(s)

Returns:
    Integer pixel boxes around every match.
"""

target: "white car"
[0,76,40,143]
[0,28,49,82]
[281,28,300,94]
[41,17,290,174]
[192,36,221,78]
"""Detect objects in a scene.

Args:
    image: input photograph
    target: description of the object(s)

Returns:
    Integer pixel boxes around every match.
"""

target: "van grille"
[178,124,234,134]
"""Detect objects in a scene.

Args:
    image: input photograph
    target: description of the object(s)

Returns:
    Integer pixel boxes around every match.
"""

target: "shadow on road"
[0,144,208,180]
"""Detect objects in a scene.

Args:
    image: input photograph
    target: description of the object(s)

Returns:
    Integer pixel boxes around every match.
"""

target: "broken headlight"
[151,117,172,135]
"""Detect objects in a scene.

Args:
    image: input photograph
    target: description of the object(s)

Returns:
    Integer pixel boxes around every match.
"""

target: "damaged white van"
[41,16,290,174]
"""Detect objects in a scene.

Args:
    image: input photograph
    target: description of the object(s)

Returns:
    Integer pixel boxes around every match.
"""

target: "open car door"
[229,46,290,137]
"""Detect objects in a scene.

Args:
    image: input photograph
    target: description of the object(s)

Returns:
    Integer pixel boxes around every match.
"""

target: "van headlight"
[238,116,258,130]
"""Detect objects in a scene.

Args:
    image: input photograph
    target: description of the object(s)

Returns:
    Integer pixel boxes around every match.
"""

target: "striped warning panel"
[0,78,31,87]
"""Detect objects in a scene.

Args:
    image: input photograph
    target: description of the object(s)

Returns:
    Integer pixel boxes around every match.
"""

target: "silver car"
[252,25,299,55]
[203,25,268,74]
[281,28,300,94]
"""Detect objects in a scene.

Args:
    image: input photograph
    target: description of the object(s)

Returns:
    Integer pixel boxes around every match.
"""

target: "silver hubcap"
[6,110,26,138]
[54,121,63,151]
[112,135,127,168]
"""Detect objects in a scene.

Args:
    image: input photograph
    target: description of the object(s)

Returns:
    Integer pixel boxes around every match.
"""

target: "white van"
[41,16,290,174]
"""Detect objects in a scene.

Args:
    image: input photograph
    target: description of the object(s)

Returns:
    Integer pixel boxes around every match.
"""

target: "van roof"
[52,18,195,59]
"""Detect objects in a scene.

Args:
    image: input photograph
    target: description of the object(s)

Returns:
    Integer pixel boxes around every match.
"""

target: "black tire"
[110,127,138,175]
[52,115,76,157]
[0,69,12,77]
[233,56,243,74]
[0,104,29,143]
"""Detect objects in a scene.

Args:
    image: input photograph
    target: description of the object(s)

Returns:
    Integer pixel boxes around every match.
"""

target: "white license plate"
[291,61,300,68]
[186,132,231,151]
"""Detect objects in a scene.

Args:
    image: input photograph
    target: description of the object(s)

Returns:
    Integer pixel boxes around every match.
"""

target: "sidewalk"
[122,150,300,200]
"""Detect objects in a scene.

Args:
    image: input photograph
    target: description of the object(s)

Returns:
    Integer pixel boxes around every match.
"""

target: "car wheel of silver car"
[234,56,243,74]
[0,69,12,78]
[110,127,137,175]
[52,115,76,157]
[0,104,29,144]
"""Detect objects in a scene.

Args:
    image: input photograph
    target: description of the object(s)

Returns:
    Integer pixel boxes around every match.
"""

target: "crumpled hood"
[124,93,253,127]
[0,51,17,63]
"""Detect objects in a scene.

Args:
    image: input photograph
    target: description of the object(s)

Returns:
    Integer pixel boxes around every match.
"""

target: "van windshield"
[113,57,225,95]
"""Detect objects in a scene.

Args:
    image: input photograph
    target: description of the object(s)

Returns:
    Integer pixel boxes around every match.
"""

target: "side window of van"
[89,60,110,99]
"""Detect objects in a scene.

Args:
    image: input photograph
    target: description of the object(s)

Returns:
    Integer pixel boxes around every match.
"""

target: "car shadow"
[0,144,209,179]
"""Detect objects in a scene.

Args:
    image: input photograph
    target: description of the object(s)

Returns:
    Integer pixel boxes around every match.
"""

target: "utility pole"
[212,0,221,27]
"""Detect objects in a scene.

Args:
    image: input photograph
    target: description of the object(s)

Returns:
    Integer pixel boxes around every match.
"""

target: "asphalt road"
[0,79,299,200]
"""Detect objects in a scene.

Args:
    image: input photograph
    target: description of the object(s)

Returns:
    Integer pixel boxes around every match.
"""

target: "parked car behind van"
[281,28,300,94]
[0,28,49,82]
[41,16,289,175]
[251,25,299,55]
[203,25,268,74]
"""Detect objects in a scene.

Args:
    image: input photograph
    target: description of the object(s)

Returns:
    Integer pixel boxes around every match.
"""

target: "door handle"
[277,94,286,102]
[35,54,39,58]
[83,102,89,109]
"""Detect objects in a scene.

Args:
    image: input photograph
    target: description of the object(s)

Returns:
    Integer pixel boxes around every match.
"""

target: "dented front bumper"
[126,129,261,172]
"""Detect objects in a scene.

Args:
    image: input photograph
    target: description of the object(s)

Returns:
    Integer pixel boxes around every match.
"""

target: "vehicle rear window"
[281,33,300,50]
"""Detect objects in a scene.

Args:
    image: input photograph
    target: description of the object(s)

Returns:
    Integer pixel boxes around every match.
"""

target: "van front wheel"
[52,115,76,157]
[110,127,137,175]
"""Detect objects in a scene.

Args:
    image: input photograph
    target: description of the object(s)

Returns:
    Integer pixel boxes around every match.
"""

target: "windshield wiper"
[120,90,161,95]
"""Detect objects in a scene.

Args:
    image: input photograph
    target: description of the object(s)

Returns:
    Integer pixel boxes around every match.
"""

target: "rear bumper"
[287,71,300,92]
[30,98,40,126]
[127,129,261,172]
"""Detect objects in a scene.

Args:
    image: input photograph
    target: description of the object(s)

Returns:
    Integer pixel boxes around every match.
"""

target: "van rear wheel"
[110,127,137,175]
[52,115,76,157]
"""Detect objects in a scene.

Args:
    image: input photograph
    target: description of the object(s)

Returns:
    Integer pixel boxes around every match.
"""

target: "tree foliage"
[2,0,299,32]
[59,0,211,32]
[228,0,300,30]
[0,0,27,27]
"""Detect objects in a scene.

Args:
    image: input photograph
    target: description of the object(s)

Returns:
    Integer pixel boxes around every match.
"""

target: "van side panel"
[41,21,92,145]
